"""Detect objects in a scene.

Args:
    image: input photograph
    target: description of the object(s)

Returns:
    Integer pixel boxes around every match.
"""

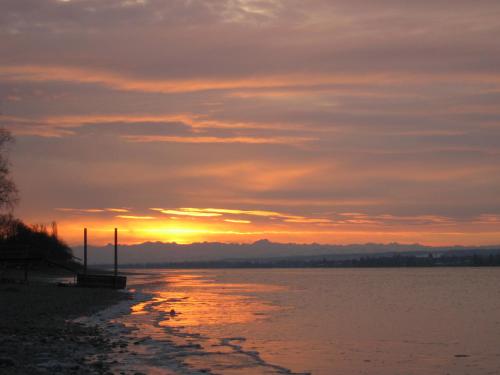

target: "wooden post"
[84,228,88,274]
[114,228,118,277]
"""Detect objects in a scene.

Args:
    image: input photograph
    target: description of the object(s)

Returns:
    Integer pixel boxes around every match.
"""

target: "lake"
[111,268,500,374]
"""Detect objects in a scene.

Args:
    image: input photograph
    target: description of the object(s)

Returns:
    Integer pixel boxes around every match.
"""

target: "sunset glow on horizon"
[29,205,500,247]
[2,1,500,248]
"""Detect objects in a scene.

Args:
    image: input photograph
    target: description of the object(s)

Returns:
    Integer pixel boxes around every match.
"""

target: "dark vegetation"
[0,215,79,271]
[0,128,79,274]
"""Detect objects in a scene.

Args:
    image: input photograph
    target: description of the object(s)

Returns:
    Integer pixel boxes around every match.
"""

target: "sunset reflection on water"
[122,268,500,375]
[131,271,284,328]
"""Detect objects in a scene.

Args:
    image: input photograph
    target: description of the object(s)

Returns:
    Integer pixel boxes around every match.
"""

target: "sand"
[0,280,130,375]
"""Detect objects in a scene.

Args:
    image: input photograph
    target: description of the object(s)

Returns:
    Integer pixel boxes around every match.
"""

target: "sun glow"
[45,205,500,246]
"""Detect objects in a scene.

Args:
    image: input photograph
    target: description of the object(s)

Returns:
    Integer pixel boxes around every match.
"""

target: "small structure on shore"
[76,228,127,289]
[0,248,77,283]
[0,250,45,282]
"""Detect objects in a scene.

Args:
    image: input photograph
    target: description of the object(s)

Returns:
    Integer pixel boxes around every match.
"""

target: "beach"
[3,268,500,375]
[0,280,131,375]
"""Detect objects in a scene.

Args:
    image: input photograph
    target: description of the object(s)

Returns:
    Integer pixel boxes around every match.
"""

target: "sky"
[1,0,500,246]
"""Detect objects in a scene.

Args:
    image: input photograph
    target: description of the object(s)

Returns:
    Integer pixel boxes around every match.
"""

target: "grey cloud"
[3,0,500,244]
[1,0,500,79]
[73,121,192,137]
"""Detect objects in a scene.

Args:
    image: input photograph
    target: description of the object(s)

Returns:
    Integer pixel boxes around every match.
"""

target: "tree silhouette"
[0,128,18,211]
[0,129,75,268]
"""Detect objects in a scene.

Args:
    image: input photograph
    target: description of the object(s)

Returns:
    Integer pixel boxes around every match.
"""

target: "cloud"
[56,207,131,214]
[56,208,106,213]
[4,0,500,245]
[123,134,315,145]
[153,209,223,217]
[105,208,130,213]
[3,65,500,96]
[116,215,156,220]
[283,218,333,224]
[224,219,251,224]
[164,207,333,224]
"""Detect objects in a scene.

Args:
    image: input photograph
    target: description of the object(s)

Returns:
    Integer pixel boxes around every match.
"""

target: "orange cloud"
[176,207,332,224]
[0,65,392,94]
[3,65,500,95]
[116,215,156,220]
[3,112,311,142]
[155,209,222,217]
[180,162,328,192]
[474,214,500,224]
[124,135,315,145]
[31,113,298,131]
[224,219,252,224]
[284,218,333,224]
[180,207,283,217]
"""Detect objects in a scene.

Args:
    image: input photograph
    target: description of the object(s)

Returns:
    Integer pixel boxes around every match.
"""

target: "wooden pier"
[76,228,127,289]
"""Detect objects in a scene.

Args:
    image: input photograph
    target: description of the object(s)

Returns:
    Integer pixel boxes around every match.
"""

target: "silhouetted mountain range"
[72,239,500,266]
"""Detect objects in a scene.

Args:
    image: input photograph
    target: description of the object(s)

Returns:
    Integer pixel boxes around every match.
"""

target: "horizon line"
[70,239,500,249]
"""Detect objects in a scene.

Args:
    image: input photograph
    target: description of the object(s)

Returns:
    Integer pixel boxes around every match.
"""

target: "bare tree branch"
[0,128,19,212]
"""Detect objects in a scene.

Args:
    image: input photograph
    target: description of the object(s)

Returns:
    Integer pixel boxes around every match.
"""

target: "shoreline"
[0,279,135,374]
[1,271,306,374]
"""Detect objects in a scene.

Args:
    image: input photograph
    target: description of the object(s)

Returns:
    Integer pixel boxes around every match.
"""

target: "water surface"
[115,268,500,374]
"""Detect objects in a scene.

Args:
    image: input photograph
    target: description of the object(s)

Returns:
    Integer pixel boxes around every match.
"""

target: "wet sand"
[0,281,130,374]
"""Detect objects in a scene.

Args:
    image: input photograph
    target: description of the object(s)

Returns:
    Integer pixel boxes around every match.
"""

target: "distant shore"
[117,252,500,269]
[0,278,130,374]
